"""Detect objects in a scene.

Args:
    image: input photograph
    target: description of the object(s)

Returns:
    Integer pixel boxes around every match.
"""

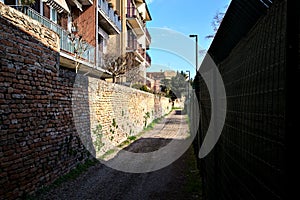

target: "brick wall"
[0,13,93,199]
[74,5,96,47]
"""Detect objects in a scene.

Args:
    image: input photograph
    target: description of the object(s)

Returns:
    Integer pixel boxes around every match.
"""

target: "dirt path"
[34,110,202,200]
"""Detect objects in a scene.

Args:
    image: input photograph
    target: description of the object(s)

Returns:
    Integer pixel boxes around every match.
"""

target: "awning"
[43,0,70,13]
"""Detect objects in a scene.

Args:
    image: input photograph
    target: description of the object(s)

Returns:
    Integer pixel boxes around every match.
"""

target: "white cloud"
[146,0,154,4]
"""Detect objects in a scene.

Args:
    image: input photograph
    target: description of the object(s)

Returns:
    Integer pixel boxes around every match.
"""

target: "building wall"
[73,5,96,47]
[194,1,287,199]
[43,3,50,19]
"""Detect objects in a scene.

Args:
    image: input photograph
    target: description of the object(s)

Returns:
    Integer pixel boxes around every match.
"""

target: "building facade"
[110,0,152,84]
[2,0,152,82]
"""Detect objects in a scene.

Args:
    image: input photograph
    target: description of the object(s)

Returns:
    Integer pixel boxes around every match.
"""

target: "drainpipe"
[95,3,99,68]
[121,0,124,55]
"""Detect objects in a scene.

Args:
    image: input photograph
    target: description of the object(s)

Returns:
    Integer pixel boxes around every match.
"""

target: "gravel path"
[35,110,202,200]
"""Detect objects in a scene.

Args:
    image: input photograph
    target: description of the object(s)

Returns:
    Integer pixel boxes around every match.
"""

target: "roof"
[208,0,274,64]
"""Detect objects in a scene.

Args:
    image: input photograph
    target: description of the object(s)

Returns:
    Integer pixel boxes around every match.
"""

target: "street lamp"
[189,34,198,73]
[186,70,190,99]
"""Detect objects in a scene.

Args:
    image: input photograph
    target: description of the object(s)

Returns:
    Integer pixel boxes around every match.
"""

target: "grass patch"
[99,149,116,159]
[183,146,202,199]
[143,110,173,132]
[172,106,183,110]
[128,136,137,141]
[26,158,98,199]
[52,159,98,185]
[117,135,139,148]
[143,117,162,131]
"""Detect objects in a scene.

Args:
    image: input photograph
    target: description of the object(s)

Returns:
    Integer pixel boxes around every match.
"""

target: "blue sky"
[145,0,231,78]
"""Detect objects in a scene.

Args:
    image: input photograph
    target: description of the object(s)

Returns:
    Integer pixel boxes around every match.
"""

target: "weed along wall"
[0,3,172,199]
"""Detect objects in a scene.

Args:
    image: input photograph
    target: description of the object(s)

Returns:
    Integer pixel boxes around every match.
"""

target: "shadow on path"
[34,110,202,200]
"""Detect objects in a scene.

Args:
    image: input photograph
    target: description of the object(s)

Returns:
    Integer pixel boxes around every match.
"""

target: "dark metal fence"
[194,0,289,199]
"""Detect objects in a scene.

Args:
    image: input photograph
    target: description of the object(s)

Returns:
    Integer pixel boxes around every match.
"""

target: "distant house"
[146,70,177,92]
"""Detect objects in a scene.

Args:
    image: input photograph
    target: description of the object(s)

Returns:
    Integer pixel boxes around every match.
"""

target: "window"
[127,26,137,50]
[50,7,57,23]
[98,35,107,54]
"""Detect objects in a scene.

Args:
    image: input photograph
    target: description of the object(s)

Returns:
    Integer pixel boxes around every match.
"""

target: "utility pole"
[189,34,198,73]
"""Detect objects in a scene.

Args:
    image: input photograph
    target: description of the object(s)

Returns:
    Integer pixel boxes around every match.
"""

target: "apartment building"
[124,0,152,84]
[2,0,152,83]
[106,0,152,84]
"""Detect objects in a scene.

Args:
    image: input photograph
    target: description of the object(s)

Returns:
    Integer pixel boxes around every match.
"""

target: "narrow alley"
[33,110,202,200]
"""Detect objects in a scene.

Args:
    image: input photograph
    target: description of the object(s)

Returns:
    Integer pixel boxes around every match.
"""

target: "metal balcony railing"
[126,6,144,27]
[98,0,122,31]
[11,6,95,64]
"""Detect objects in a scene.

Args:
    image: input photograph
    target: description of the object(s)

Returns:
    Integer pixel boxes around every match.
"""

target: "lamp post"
[189,34,198,73]
[186,70,190,99]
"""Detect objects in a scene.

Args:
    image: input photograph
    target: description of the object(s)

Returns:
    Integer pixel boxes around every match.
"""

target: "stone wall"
[73,76,172,157]
[0,2,59,52]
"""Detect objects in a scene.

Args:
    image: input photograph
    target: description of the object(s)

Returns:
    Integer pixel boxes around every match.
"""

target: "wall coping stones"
[0,2,60,52]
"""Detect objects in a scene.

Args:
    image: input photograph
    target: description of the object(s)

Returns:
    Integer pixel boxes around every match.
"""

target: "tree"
[102,51,140,83]
[124,66,143,87]
[160,71,189,99]
[160,78,171,95]
[20,0,35,5]
[205,6,228,39]
[170,71,188,98]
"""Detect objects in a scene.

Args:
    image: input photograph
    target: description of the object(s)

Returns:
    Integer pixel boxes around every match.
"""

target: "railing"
[127,32,138,51]
[126,6,144,27]
[12,6,95,64]
[98,0,122,31]
[145,27,151,43]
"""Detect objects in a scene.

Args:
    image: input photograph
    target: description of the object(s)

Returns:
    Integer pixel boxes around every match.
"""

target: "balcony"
[145,27,151,45]
[12,6,95,66]
[126,6,145,35]
[98,0,122,35]
[126,34,148,66]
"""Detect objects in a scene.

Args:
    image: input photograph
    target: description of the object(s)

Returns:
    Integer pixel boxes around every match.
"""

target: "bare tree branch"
[102,51,140,83]
[205,6,228,40]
